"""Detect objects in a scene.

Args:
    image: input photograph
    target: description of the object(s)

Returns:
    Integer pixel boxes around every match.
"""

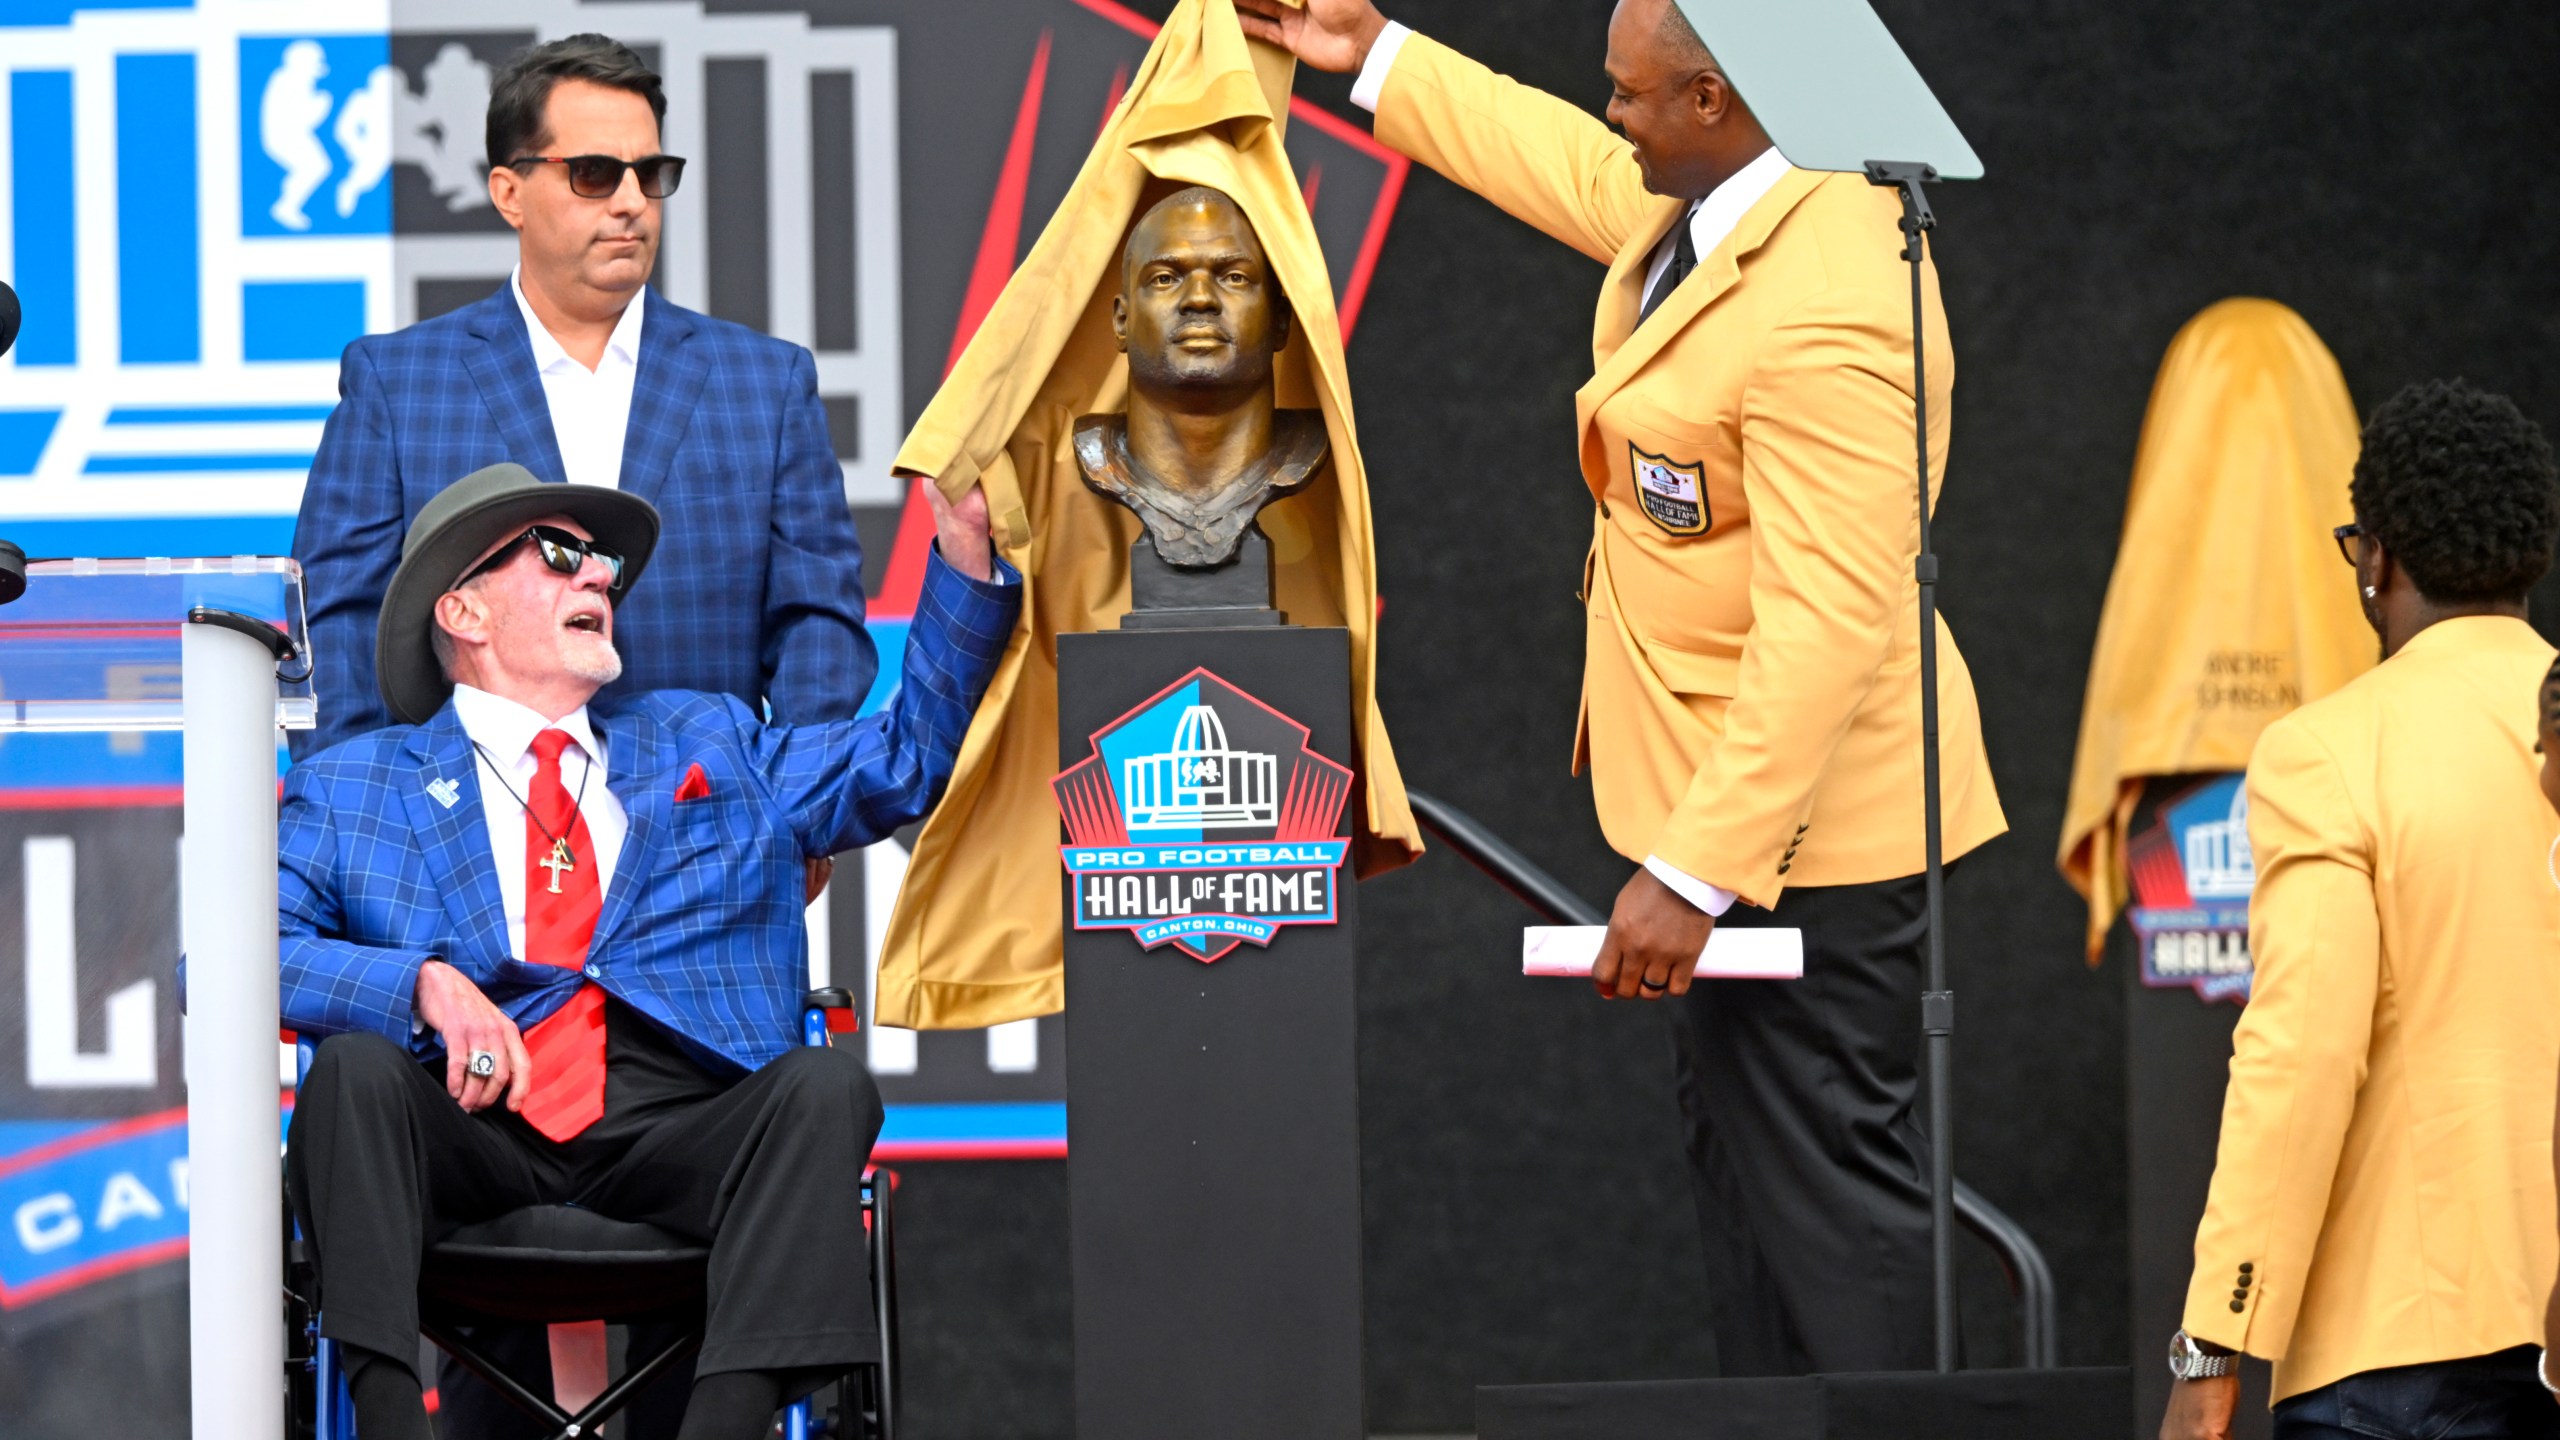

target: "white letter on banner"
[95,1171,165,1230]
[861,841,918,1076]
[24,837,158,1089]
[806,868,834,991]
[15,1194,81,1254]
[987,1017,1038,1074]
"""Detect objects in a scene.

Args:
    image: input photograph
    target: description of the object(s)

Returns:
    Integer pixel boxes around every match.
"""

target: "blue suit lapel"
[592,704,673,950]
[397,708,512,964]
[461,290,568,485]
[617,291,708,510]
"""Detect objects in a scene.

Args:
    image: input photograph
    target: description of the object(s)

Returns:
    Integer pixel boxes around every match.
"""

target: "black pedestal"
[1477,1368,2132,1440]
[1057,625,1365,1440]
[2125,778,2274,1438]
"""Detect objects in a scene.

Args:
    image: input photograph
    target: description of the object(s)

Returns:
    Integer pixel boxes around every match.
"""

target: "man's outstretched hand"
[1591,866,1715,1001]
[415,959,532,1114]
[921,479,996,583]
[1234,0,1391,75]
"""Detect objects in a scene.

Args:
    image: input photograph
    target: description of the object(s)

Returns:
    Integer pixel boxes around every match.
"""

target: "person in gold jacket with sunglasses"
[1240,0,2003,1371]
[2164,381,2560,1440]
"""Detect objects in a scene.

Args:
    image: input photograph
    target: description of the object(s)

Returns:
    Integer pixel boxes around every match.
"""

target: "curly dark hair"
[2351,378,2560,604]
[485,34,665,172]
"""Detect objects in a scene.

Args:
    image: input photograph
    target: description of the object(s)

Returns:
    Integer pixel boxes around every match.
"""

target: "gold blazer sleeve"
[1645,289,1938,901]
[1371,32,1656,265]
[2181,717,2379,1356]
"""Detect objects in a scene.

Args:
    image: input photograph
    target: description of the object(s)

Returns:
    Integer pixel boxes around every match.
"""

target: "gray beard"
[561,643,623,687]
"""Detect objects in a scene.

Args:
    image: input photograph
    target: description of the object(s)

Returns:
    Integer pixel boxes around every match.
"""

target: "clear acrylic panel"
[1673,0,1982,179]
[0,555,314,732]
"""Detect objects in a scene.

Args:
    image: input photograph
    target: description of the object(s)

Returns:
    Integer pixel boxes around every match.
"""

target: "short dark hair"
[2351,378,2560,604]
[485,34,665,171]
[1656,0,1715,74]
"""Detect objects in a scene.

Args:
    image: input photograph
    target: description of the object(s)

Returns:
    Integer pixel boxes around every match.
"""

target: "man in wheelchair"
[275,463,1016,1439]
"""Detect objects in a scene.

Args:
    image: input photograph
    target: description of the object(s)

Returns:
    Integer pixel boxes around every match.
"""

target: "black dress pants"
[1669,872,1937,1376]
[285,1008,884,1419]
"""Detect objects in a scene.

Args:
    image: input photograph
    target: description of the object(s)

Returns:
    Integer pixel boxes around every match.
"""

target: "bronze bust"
[1077,186,1327,621]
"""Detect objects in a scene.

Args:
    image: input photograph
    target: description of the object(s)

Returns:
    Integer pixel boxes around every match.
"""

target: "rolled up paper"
[1522,925,1804,981]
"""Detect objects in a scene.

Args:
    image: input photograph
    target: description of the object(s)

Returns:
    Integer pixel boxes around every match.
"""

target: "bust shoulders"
[1072,409,1327,568]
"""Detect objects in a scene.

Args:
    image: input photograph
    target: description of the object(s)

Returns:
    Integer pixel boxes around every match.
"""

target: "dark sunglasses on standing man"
[457,526,628,593]
[504,153,687,200]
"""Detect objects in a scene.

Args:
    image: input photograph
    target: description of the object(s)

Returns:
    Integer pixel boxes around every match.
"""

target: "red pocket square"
[674,762,713,803]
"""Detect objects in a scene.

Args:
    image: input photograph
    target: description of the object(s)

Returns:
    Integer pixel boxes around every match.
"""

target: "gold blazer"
[2185,616,2560,1401]
[1375,34,2003,904]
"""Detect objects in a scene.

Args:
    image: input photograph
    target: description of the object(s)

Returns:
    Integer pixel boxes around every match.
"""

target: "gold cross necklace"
[471,740,594,895]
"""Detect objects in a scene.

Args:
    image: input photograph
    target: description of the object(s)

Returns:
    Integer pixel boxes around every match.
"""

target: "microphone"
[0,281,17,361]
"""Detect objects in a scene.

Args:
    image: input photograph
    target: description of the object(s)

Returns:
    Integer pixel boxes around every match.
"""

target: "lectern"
[0,548,312,1440]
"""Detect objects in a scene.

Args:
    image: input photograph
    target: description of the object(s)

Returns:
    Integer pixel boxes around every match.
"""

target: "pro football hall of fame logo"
[1053,669,1354,963]
[2126,773,2257,1003]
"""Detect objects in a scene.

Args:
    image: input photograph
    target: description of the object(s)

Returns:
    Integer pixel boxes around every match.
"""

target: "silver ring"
[468,1050,497,1079]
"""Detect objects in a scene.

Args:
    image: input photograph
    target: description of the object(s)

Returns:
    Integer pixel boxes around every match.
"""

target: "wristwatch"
[2167,1328,2236,1381]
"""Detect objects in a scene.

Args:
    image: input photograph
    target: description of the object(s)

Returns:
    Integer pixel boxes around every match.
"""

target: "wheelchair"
[283,988,901,1440]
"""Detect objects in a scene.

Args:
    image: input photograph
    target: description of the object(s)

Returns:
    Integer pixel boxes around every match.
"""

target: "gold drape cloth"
[2057,297,2370,960]
[876,0,1419,1029]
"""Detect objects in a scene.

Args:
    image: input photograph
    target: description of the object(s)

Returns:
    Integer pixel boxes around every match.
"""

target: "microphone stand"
[1863,158,1956,1375]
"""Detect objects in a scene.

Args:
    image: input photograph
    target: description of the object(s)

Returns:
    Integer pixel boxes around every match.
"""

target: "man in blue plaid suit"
[291,37,881,1430]
[279,464,1017,1440]
[291,34,872,761]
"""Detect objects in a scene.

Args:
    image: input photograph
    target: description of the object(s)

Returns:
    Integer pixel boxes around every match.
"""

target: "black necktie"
[1639,209,1699,324]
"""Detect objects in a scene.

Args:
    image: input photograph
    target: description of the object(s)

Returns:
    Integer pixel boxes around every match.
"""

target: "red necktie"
[517,728,607,1142]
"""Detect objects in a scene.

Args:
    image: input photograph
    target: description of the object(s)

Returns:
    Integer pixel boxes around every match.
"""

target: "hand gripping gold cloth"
[877,0,1420,1030]
[2056,298,2371,961]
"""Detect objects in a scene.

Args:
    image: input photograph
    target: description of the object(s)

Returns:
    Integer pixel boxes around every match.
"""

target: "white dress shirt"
[510,266,645,491]
[1636,144,1792,316]
[451,684,631,960]
[1356,23,1769,921]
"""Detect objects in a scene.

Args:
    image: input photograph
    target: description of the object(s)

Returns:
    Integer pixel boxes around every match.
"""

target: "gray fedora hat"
[375,463,661,724]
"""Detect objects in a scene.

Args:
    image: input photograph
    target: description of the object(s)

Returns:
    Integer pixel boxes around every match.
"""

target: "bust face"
[1114,188,1291,401]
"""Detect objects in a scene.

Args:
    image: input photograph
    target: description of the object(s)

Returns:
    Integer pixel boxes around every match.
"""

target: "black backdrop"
[877,2,2560,1436]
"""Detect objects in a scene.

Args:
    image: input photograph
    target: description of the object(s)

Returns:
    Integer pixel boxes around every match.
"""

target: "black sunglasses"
[2333,522,2365,566]
[459,526,627,592]
[505,153,687,200]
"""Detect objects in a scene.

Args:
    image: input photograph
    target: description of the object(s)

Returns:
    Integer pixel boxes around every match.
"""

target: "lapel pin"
[426,777,461,809]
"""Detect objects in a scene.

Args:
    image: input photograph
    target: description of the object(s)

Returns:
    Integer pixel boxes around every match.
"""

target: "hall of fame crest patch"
[1629,446,1710,536]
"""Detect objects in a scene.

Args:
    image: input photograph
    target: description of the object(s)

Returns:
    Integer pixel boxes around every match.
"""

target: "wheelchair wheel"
[283,1229,320,1440]
[824,1366,887,1440]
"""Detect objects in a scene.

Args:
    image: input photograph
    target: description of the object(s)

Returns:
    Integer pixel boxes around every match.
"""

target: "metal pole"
[182,616,284,1440]
[1907,190,1958,1378]
[1863,161,1956,1374]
